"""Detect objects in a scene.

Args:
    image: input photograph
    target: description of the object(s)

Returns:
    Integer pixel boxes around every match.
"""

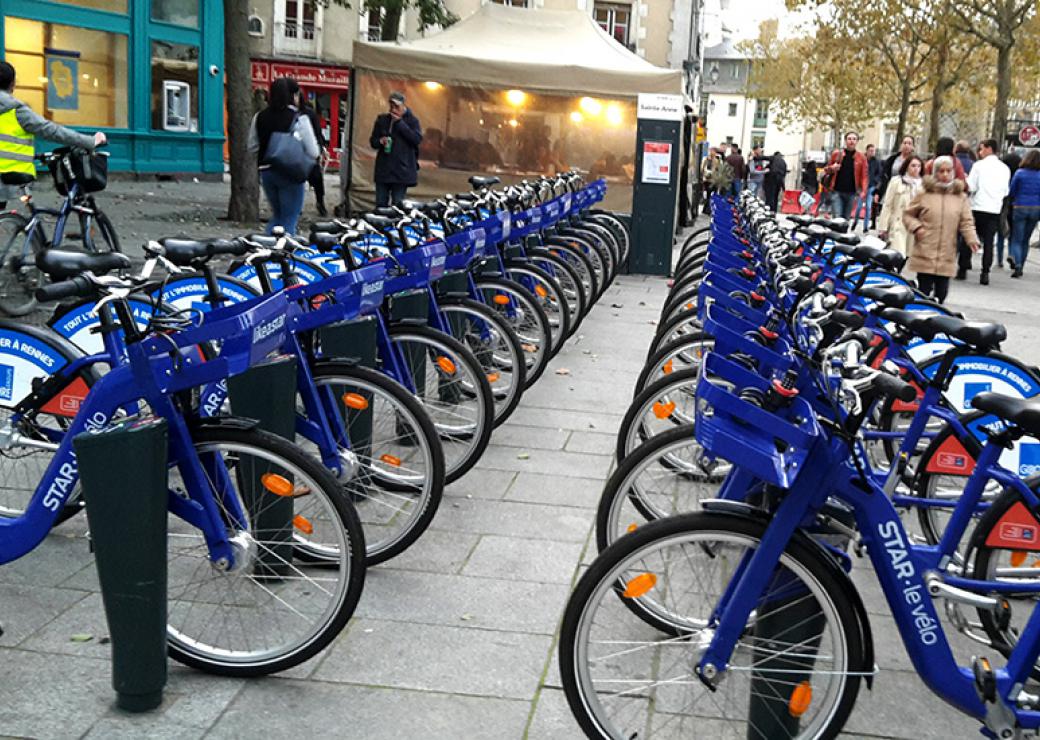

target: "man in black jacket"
[369,91,423,207]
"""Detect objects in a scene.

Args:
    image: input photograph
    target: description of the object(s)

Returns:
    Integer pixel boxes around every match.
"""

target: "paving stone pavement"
[2,207,1039,738]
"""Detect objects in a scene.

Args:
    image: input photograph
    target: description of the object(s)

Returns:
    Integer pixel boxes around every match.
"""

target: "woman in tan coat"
[878,155,924,257]
[902,155,981,303]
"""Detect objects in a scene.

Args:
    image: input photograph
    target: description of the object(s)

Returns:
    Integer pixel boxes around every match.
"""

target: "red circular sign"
[1020,124,1040,147]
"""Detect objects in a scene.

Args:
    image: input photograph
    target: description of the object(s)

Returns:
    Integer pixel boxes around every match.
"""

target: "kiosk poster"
[45,49,80,111]
[641,141,672,184]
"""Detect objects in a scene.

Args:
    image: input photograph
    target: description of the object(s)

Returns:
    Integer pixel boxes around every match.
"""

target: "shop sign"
[1019,124,1040,147]
[251,61,350,88]
[641,141,672,184]
[251,61,271,85]
[45,49,80,111]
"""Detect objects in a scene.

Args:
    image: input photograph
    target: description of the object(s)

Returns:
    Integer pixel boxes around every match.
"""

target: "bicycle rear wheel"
[167,425,365,677]
[0,214,43,317]
[561,512,863,739]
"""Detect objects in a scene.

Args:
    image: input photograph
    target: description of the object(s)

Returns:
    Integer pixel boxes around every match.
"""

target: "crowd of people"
[701,131,1040,304]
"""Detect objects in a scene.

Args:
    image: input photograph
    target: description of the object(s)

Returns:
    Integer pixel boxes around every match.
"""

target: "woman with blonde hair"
[902,155,981,303]
[877,154,924,257]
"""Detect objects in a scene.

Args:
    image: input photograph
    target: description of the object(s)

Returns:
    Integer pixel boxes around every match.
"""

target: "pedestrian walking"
[300,98,328,217]
[925,137,967,182]
[748,145,769,199]
[763,151,787,213]
[879,135,916,203]
[700,147,720,213]
[248,76,320,235]
[997,149,1022,269]
[823,132,868,220]
[853,143,882,233]
[959,138,1010,284]
[0,61,106,209]
[956,140,976,176]
[877,154,924,257]
[903,156,981,303]
[725,145,746,197]
[369,91,423,207]
[1008,148,1040,278]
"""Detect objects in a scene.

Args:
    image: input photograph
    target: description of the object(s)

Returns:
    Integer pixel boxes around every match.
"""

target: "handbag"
[265,114,313,183]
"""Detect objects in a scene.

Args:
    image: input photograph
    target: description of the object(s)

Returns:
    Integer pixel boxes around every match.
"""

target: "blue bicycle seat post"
[227,355,298,578]
[74,417,168,713]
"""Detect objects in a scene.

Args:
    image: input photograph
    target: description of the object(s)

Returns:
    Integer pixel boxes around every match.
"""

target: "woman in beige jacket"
[878,155,924,257]
[902,155,981,303]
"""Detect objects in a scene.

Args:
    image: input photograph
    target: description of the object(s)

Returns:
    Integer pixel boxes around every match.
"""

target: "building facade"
[0,0,224,174]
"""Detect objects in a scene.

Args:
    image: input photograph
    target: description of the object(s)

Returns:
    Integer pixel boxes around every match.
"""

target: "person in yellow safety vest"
[0,61,106,208]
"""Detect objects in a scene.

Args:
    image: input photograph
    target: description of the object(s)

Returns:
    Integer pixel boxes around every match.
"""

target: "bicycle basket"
[51,149,108,195]
[695,351,819,489]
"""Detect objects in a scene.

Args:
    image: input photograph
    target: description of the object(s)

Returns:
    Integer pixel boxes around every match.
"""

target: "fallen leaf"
[517,452,530,460]
[460,614,473,621]
[69,634,93,643]
[555,368,572,375]
[611,303,624,308]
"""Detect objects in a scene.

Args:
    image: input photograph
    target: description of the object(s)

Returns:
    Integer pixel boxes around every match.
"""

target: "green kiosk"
[629,93,684,276]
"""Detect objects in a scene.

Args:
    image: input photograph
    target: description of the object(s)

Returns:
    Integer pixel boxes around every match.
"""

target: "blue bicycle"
[0,253,365,676]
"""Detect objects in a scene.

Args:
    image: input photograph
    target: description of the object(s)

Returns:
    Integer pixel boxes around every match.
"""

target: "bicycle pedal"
[973,656,997,703]
[995,598,1013,634]
[974,655,1019,739]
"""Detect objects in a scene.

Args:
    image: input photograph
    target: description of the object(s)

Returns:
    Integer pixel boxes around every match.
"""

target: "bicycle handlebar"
[36,275,95,302]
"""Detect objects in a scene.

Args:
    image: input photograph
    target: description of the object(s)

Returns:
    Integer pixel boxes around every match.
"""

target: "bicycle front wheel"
[167,425,365,677]
[79,209,122,254]
[561,512,864,739]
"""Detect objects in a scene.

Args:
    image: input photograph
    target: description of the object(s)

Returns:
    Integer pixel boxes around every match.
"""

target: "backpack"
[265,114,313,183]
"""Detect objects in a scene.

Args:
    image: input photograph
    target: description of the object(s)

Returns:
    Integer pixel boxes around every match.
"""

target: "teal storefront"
[0,0,224,174]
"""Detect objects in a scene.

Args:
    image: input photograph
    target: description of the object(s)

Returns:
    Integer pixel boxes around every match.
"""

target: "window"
[491,0,529,5]
[4,17,128,128]
[728,103,737,117]
[48,0,127,12]
[731,63,739,79]
[365,8,382,41]
[593,3,631,47]
[152,0,199,27]
[248,15,265,37]
[751,131,765,150]
[753,99,768,128]
[151,41,198,132]
[283,0,316,39]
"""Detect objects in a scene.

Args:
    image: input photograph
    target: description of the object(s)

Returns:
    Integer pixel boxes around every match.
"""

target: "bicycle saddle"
[36,250,130,280]
[400,199,443,216]
[372,207,400,218]
[786,215,813,227]
[829,231,860,246]
[241,235,280,249]
[971,392,1040,438]
[813,217,850,233]
[881,311,1006,349]
[856,285,915,308]
[362,214,397,230]
[311,233,343,251]
[311,221,347,235]
[469,176,501,189]
[0,172,33,186]
[159,237,248,265]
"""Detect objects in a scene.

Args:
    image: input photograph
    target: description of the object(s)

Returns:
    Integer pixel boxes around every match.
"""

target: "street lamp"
[708,63,720,85]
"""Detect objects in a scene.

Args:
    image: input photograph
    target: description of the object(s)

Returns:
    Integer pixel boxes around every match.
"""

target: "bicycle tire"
[0,213,43,317]
[387,324,494,482]
[306,362,446,564]
[505,261,571,355]
[614,366,700,462]
[561,511,864,740]
[438,298,526,427]
[167,424,366,677]
[545,242,599,312]
[80,208,122,254]
[637,332,713,396]
[474,276,553,387]
[530,249,587,335]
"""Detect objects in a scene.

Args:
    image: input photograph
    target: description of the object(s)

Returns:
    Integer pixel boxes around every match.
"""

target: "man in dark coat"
[369,91,423,206]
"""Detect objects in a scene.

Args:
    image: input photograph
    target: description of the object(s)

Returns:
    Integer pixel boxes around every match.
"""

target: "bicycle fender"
[189,415,260,432]
[700,501,876,688]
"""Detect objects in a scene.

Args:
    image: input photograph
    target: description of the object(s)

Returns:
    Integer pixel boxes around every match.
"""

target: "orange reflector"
[788,681,812,717]
[1011,550,1028,567]
[663,360,674,374]
[535,284,548,298]
[261,473,294,497]
[653,401,676,419]
[436,356,457,375]
[342,392,369,411]
[685,302,693,311]
[627,523,638,533]
[487,372,501,383]
[622,573,656,598]
[293,515,314,535]
[493,294,510,305]
[380,453,402,467]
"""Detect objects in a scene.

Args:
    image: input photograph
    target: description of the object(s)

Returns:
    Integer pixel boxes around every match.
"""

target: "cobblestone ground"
[0,189,1038,738]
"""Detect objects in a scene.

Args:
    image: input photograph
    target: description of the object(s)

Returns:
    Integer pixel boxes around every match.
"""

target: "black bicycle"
[0,147,120,315]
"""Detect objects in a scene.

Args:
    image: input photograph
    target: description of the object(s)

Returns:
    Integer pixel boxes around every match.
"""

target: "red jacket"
[826,149,868,195]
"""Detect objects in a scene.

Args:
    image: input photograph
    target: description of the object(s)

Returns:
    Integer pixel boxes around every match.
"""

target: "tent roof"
[352,3,683,99]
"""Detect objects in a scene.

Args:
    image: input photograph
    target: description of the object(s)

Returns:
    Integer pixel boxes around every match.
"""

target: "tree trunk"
[381,0,403,41]
[895,77,911,146]
[991,42,1012,145]
[225,0,259,223]
[927,40,949,151]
